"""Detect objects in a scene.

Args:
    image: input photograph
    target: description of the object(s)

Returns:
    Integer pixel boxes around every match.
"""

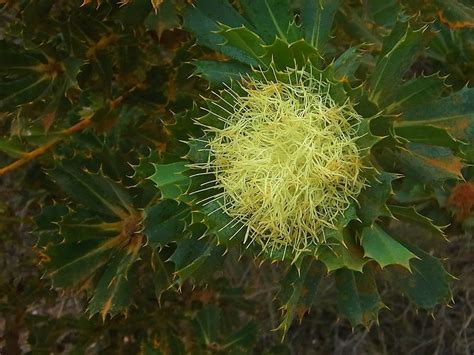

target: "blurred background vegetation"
[0,0,473,353]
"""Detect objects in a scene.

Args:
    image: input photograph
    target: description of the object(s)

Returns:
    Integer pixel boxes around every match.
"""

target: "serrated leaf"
[59,212,121,243]
[335,267,383,327]
[194,199,246,246]
[277,258,324,335]
[144,200,189,247]
[333,46,362,81]
[87,238,142,320]
[435,0,474,29]
[149,162,190,200]
[361,224,418,270]
[387,205,445,239]
[369,22,424,107]
[151,249,174,303]
[193,60,250,86]
[385,74,446,113]
[388,243,454,309]
[170,224,225,284]
[45,237,124,288]
[397,143,463,183]
[357,172,397,226]
[240,0,295,43]
[323,203,357,242]
[48,163,134,218]
[395,125,460,149]
[261,38,320,70]
[317,232,368,272]
[301,0,341,51]
[183,1,258,66]
[218,25,267,66]
[395,87,474,143]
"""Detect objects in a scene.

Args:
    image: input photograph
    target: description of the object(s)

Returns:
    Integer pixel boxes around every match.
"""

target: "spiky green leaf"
[277,258,324,334]
[388,244,454,309]
[335,267,383,327]
[361,225,417,269]
[301,0,341,51]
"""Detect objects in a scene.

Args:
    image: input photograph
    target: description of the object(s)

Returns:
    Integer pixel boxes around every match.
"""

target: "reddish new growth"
[447,182,474,221]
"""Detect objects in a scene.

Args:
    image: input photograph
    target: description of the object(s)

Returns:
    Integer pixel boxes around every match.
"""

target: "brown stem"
[0,117,92,177]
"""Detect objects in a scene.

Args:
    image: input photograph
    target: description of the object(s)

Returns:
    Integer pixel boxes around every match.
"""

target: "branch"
[0,117,92,177]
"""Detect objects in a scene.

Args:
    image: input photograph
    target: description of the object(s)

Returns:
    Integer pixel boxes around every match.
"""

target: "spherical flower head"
[198,69,365,257]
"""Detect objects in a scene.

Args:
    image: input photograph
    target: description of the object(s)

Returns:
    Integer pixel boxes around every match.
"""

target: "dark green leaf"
[277,258,324,334]
[193,60,250,87]
[387,205,446,239]
[395,87,474,143]
[240,0,294,43]
[388,244,454,309]
[144,200,189,247]
[369,22,423,107]
[357,172,397,226]
[301,0,341,51]
[397,143,463,183]
[335,267,383,327]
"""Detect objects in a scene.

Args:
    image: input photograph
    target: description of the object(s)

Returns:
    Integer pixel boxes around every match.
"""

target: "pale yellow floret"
[193,68,365,258]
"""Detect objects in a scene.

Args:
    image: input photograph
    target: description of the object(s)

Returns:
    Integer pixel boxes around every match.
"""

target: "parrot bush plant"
[1,0,474,352]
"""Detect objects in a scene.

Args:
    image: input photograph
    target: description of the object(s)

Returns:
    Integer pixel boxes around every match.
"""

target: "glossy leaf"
[361,225,418,270]
[149,162,191,200]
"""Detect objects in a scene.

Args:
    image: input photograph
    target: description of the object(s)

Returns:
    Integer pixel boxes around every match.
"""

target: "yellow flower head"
[194,68,365,257]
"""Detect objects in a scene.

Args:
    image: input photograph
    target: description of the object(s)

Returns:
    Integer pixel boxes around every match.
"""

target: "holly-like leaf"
[385,73,446,113]
[195,305,220,346]
[151,249,174,303]
[48,163,134,218]
[356,172,398,226]
[169,224,225,284]
[388,244,454,309]
[301,0,341,51]
[218,25,267,66]
[183,0,258,66]
[335,267,383,327]
[277,258,324,335]
[387,205,446,239]
[144,200,189,247]
[397,143,463,183]
[261,38,320,70]
[333,46,363,81]
[369,22,424,107]
[220,322,257,351]
[240,0,295,43]
[317,232,368,272]
[149,162,191,200]
[395,125,460,149]
[435,0,474,29]
[395,87,474,143]
[361,224,418,270]
[87,237,142,320]
[193,60,250,87]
